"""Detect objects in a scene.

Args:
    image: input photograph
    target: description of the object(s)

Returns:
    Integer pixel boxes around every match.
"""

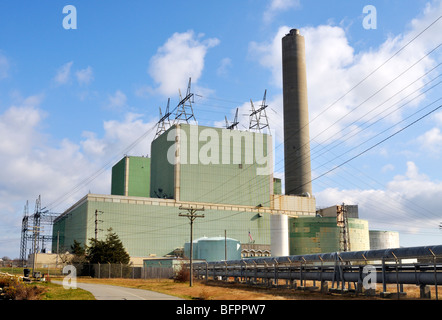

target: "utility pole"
[225,230,227,261]
[56,231,59,268]
[179,205,204,287]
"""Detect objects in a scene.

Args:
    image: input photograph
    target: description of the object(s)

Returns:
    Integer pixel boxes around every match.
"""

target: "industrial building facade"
[52,123,317,259]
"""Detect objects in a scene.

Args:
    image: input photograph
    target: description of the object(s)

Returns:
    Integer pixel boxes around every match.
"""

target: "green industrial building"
[52,124,317,260]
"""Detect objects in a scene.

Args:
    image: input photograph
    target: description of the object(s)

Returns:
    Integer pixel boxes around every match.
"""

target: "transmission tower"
[337,203,350,252]
[19,201,29,266]
[248,90,270,133]
[174,78,197,125]
[19,195,59,266]
[225,108,239,130]
[155,98,171,139]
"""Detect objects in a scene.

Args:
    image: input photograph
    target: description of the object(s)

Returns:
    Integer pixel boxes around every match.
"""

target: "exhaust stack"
[282,29,312,196]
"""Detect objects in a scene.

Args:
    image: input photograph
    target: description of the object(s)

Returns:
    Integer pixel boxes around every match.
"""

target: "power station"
[48,29,398,263]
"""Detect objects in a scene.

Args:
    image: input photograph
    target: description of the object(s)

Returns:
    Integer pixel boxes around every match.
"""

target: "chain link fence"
[1,263,176,280]
[66,263,176,279]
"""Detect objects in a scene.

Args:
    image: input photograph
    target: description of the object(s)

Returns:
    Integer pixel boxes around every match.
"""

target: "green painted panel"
[127,157,150,197]
[111,157,126,196]
[150,128,175,199]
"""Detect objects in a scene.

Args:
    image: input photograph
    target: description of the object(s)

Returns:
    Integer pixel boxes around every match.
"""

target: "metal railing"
[193,245,442,299]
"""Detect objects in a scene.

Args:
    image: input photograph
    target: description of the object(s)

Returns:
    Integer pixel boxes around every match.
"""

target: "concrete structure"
[369,230,400,250]
[282,29,312,196]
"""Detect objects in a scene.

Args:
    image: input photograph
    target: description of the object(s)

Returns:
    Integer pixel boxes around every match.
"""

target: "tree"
[86,228,130,264]
[71,240,85,256]
[70,240,87,264]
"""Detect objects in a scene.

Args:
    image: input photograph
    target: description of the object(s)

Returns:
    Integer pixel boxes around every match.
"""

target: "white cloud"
[106,90,127,110]
[76,66,94,85]
[434,110,442,125]
[250,1,442,145]
[315,161,442,239]
[54,61,73,85]
[217,57,232,76]
[148,30,219,96]
[263,0,300,23]
[416,127,442,155]
[0,95,157,250]
[0,95,45,156]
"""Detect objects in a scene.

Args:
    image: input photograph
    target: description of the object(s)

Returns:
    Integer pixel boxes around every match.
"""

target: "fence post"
[273,259,278,288]
[205,262,208,283]
[429,248,438,300]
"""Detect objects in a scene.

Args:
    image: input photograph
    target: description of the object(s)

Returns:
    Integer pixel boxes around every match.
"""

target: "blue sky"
[1,0,441,259]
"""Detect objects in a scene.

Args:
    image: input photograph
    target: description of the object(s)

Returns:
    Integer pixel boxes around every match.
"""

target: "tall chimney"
[282,29,312,196]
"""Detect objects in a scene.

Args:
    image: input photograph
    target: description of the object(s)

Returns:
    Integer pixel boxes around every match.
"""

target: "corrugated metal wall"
[53,195,271,258]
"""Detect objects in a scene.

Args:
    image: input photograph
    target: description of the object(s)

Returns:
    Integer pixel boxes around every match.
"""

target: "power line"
[308,102,442,188]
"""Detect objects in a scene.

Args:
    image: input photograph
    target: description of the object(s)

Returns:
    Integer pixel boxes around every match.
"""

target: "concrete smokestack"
[282,29,312,196]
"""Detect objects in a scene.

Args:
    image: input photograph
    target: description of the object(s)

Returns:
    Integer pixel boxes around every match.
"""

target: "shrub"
[174,263,190,282]
[0,276,44,300]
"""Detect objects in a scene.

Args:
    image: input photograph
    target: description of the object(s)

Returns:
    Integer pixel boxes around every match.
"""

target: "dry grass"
[68,277,439,300]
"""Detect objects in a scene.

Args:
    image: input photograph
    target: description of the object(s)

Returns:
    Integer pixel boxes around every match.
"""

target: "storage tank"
[184,236,241,262]
[184,236,207,259]
[289,217,370,255]
[270,214,289,257]
[369,230,400,250]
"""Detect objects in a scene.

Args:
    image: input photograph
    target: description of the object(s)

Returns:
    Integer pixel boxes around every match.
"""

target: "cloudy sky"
[1,0,441,259]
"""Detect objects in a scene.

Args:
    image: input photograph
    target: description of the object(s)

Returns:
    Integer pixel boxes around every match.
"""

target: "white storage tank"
[270,214,289,257]
[369,230,400,250]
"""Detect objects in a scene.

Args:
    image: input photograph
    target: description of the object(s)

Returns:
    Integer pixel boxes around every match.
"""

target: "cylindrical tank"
[185,236,241,262]
[289,217,370,255]
[184,236,207,259]
[270,214,289,257]
[282,29,312,196]
[369,230,400,250]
